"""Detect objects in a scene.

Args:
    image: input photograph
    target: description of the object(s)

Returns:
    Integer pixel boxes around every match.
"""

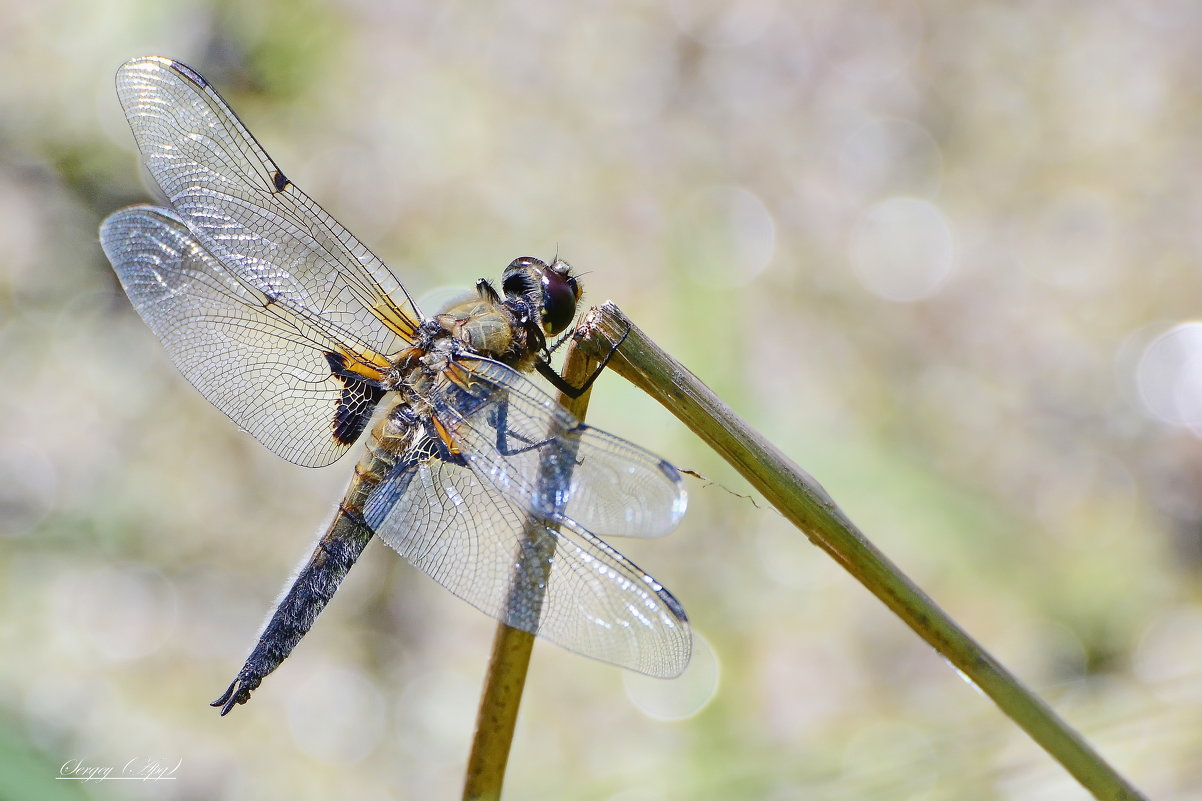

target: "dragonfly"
[98,56,690,715]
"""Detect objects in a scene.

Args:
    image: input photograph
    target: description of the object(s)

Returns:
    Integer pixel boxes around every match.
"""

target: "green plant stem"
[461,339,598,801]
[574,301,1146,801]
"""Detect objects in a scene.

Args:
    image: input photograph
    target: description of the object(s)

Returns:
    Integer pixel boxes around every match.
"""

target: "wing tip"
[657,459,689,526]
[117,55,208,89]
[98,204,178,246]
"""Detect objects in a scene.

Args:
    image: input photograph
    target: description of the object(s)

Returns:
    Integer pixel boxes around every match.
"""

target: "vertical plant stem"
[462,340,598,801]
[573,302,1146,801]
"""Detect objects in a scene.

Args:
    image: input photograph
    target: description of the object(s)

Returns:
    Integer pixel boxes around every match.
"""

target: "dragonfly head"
[502,256,582,337]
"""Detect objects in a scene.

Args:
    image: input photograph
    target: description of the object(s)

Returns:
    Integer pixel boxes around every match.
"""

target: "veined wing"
[114,55,420,355]
[100,205,390,467]
[435,357,687,539]
[363,446,691,678]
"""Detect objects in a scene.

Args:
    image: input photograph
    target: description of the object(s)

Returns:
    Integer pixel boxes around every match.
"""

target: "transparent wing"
[99,205,388,467]
[114,55,420,356]
[364,448,691,677]
[434,357,688,539]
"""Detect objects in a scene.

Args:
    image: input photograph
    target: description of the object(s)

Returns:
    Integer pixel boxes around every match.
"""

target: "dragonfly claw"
[211,672,261,716]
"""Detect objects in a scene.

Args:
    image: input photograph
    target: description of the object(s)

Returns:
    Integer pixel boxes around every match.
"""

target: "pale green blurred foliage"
[2,1,1201,799]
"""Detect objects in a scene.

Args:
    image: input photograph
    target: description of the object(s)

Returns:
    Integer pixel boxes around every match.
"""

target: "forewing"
[114,55,420,354]
[100,205,386,467]
[436,358,687,538]
[364,450,691,677]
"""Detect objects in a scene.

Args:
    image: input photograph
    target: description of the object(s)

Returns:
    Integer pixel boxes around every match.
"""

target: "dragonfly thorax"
[432,257,582,373]
[434,297,525,365]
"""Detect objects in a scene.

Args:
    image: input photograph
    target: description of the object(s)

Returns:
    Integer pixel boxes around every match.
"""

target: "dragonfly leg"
[489,341,632,458]
[533,322,630,399]
[493,410,537,455]
[487,398,565,458]
[211,507,373,715]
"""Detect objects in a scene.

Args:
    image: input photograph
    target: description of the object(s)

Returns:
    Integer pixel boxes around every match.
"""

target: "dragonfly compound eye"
[502,257,542,300]
[539,260,580,336]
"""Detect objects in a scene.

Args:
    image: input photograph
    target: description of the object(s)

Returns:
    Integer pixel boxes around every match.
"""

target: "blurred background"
[2,0,1201,798]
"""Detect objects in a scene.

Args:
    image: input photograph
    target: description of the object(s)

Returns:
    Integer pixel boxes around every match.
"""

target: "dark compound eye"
[502,257,541,299]
[540,261,580,336]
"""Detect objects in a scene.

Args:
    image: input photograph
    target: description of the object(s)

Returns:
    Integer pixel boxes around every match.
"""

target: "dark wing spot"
[643,575,689,623]
[325,352,387,446]
[271,170,290,193]
[332,383,386,446]
[656,459,683,483]
[325,350,351,375]
[168,60,208,88]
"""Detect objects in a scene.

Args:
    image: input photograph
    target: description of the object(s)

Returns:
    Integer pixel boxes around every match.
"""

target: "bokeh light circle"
[1135,322,1202,429]
[622,631,720,720]
[849,196,954,302]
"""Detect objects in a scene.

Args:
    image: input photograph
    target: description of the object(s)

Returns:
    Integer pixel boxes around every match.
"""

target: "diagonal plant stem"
[572,301,1147,801]
[462,339,599,801]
